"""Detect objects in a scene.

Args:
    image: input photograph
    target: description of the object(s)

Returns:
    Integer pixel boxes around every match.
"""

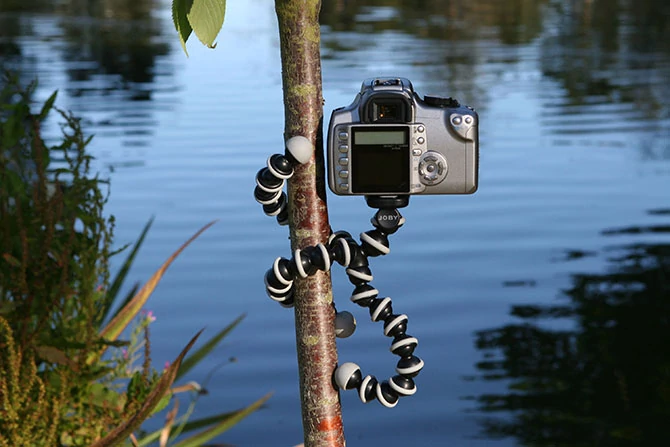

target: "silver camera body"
[327,78,478,197]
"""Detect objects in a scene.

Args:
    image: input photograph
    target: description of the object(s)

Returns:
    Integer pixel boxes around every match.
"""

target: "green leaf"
[172,0,194,55]
[176,314,245,381]
[89,383,125,411]
[150,390,173,416]
[170,393,271,447]
[188,0,226,49]
[177,409,238,433]
[39,90,58,120]
[105,282,140,329]
[35,345,78,369]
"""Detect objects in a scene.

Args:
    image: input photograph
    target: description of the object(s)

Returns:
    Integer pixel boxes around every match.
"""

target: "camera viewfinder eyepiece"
[364,95,412,123]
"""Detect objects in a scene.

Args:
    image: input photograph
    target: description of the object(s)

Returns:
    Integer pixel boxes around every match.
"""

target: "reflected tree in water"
[320,0,549,108]
[471,210,670,446]
[56,0,169,98]
[0,0,169,98]
[320,0,548,44]
[541,0,669,117]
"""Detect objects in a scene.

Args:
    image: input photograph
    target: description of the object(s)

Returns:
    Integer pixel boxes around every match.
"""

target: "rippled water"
[1,0,669,446]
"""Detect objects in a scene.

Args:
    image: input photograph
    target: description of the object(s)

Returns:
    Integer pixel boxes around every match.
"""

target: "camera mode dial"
[418,151,448,186]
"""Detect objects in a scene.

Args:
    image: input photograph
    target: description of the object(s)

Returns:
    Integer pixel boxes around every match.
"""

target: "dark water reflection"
[321,0,548,44]
[1,0,670,446]
[472,211,670,446]
[0,0,174,164]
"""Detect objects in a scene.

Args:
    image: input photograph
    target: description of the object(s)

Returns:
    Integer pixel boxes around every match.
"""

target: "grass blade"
[170,393,272,447]
[176,314,245,382]
[91,220,217,364]
[113,281,141,321]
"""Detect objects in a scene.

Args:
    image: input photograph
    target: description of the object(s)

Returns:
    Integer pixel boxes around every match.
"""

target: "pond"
[1,0,669,446]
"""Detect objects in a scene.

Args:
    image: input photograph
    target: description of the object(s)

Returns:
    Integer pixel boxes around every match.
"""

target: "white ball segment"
[285,135,313,164]
[334,362,362,390]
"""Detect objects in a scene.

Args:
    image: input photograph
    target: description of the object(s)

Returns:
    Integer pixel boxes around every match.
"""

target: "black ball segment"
[358,375,378,404]
[350,284,378,307]
[256,167,283,191]
[396,355,425,378]
[254,185,281,205]
[390,334,418,357]
[389,375,416,396]
[264,268,289,291]
[262,193,286,217]
[376,381,399,408]
[360,230,390,257]
[383,314,408,338]
[273,257,294,284]
[268,154,293,179]
[345,265,373,286]
[346,242,368,268]
[369,297,393,322]
[372,208,405,234]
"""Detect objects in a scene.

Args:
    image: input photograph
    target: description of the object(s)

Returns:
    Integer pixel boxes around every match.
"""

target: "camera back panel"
[327,77,479,197]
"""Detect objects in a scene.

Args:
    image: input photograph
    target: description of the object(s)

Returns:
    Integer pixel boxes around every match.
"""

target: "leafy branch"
[172,0,226,55]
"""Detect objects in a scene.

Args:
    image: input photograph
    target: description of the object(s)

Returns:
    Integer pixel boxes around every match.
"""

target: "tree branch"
[275,1,345,446]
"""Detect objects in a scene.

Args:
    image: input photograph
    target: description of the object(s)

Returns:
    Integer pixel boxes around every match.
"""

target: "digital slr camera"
[327,78,478,197]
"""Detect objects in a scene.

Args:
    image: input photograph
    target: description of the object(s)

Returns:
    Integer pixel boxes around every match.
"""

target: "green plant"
[0,74,269,446]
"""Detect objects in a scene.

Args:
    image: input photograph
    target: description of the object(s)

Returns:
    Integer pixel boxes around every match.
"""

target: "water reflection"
[56,0,169,93]
[0,0,174,163]
[541,1,669,120]
[1,0,167,85]
[320,0,548,44]
[471,209,670,446]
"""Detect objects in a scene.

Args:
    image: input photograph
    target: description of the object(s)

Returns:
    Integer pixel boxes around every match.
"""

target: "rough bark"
[274,1,345,447]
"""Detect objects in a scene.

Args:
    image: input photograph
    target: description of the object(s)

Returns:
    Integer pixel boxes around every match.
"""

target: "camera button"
[338,170,349,179]
[417,125,425,133]
[412,149,422,156]
[338,157,349,166]
[339,183,349,191]
[338,144,349,153]
[417,137,425,145]
[452,116,462,125]
[419,151,448,186]
[338,131,349,141]
[465,116,473,125]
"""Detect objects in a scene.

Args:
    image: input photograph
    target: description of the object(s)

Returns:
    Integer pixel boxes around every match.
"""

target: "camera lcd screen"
[354,130,407,145]
[351,127,410,194]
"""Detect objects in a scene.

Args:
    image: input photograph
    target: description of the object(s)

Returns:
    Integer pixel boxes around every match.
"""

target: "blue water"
[1,0,669,446]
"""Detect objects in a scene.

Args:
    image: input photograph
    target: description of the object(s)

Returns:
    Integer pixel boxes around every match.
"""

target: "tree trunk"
[274,1,346,447]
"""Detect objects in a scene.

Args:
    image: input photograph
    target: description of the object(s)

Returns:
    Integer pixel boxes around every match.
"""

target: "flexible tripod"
[254,137,424,408]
